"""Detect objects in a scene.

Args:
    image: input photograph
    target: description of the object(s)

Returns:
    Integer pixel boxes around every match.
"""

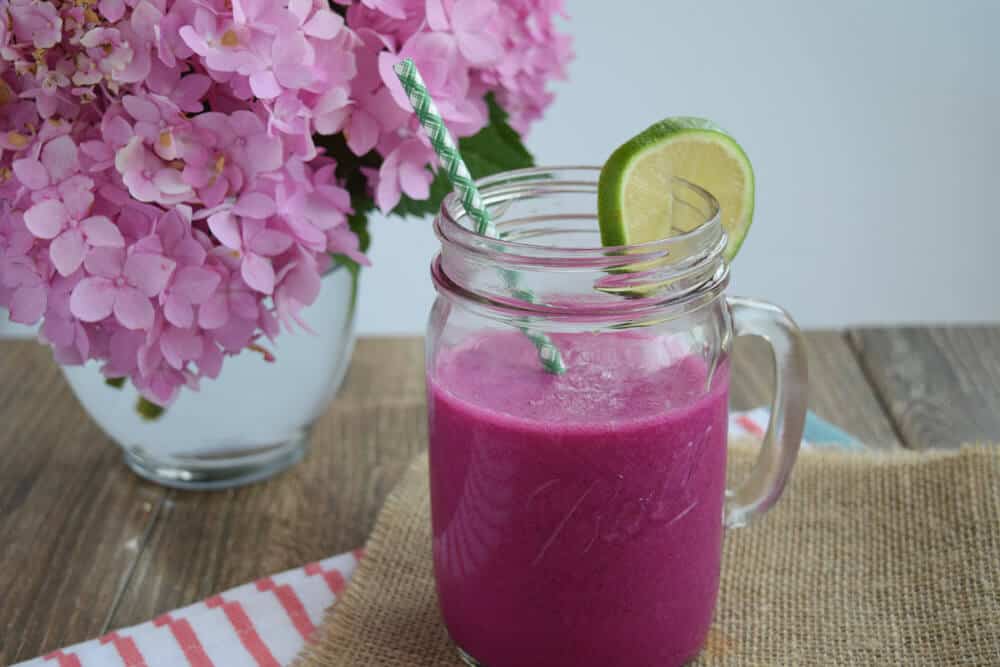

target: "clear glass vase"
[62,267,357,490]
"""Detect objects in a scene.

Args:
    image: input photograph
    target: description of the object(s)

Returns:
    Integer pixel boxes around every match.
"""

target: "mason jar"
[425,167,808,667]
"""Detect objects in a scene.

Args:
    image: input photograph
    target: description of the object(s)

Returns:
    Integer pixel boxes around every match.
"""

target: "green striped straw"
[393,58,565,375]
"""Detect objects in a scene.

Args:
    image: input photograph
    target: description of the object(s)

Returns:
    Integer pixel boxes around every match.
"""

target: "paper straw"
[393,58,565,374]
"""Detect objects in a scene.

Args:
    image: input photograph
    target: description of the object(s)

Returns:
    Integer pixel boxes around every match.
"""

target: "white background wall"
[1,0,996,339]
[357,0,1000,334]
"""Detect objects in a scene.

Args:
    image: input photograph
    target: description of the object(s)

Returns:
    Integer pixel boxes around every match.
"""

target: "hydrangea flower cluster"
[0,0,571,406]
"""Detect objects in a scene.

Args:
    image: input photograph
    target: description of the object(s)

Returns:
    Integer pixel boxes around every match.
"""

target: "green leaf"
[331,253,362,318]
[136,397,165,421]
[105,377,126,389]
[348,199,373,253]
[462,93,534,173]
[392,94,536,219]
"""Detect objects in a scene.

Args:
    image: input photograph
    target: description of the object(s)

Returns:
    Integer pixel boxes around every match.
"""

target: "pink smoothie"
[428,331,730,667]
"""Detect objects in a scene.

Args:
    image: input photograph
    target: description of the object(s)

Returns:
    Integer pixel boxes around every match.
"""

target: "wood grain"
[2,329,990,659]
[848,326,1000,449]
[730,331,902,448]
[107,338,427,629]
[0,342,165,664]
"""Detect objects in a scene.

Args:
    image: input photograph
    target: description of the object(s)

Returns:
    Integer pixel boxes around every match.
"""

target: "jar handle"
[724,297,809,528]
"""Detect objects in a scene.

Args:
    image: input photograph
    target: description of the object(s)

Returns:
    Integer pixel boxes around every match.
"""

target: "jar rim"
[436,165,724,268]
[429,255,729,328]
[432,166,729,326]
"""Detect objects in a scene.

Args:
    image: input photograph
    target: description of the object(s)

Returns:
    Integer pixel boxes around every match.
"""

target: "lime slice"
[597,117,754,260]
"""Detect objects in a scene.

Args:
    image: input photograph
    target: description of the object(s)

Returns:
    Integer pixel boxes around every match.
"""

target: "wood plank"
[108,338,427,628]
[731,331,902,449]
[848,326,1000,449]
[111,332,905,629]
[0,342,165,664]
[3,330,909,655]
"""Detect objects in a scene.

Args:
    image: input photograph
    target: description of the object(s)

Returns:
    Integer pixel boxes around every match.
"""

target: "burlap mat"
[296,441,1000,666]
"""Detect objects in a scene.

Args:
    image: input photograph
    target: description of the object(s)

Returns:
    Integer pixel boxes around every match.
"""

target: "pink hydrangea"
[0,0,571,407]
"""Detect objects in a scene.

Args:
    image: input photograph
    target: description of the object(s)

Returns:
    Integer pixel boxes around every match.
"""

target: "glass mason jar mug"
[426,167,808,667]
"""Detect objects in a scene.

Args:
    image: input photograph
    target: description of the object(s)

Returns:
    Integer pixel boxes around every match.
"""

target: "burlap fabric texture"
[296,441,1000,666]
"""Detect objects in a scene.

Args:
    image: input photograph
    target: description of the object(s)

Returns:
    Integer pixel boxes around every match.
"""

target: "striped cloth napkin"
[15,553,360,667]
[15,410,856,667]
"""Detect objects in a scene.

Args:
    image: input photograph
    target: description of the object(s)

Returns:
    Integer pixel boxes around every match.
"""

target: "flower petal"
[452,0,499,33]
[178,24,210,55]
[208,212,242,250]
[50,229,86,276]
[117,39,152,83]
[173,266,221,303]
[153,168,192,196]
[59,176,96,219]
[288,0,312,24]
[113,287,154,330]
[41,312,74,347]
[199,175,229,209]
[198,292,229,329]
[83,246,125,278]
[161,327,203,369]
[248,228,293,256]
[249,70,282,99]
[9,285,46,325]
[229,109,265,136]
[24,199,68,239]
[1,257,41,288]
[347,110,379,157]
[123,95,161,123]
[327,225,370,266]
[212,315,256,352]
[174,75,212,113]
[98,0,126,22]
[372,0,408,19]
[233,192,276,219]
[198,341,224,378]
[277,261,321,306]
[164,292,195,328]
[241,253,275,293]
[80,140,115,163]
[375,166,401,212]
[244,134,283,173]
[106,328,142,376]
[172,238,208,267]
[457,32,502,67]
[102,116,134,148]
[377,51,410,111]
[114,137,146,176]
[70,277,116,322]
[81,216,125,247]
[41,136,80,183]
[399,160,431,201]
[12,158,50,190]
[303,10,343,39]
[426,0,449,30]
[124,252,176,297]
[230,289,259,319]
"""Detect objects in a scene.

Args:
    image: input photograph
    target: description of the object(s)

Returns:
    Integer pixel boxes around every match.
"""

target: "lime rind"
[597,117,755,261]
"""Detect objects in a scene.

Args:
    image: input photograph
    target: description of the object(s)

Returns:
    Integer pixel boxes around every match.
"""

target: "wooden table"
[2,326,999,663]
